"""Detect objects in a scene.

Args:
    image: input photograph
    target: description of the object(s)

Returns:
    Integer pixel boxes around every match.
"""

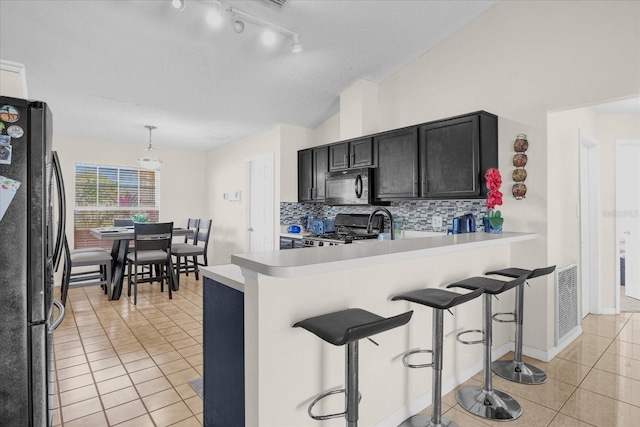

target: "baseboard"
[599,307,617,315]
[375,342,513,427]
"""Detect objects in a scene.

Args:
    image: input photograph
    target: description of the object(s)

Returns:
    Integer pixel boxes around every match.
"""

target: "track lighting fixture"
[291,33,302,53]
[232,17,245,33]
[170,0,186,12]
[171,0,302,54]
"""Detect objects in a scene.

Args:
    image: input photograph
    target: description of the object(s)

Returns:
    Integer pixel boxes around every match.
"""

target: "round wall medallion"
[513,153,527,167]
[512,169,527,182]
[514,134,529,152]
[512,183,527,199]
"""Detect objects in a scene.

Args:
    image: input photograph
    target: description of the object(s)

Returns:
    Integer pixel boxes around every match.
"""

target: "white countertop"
[279,233,306,239]
[232,231,537,278]
[200,264,245,292]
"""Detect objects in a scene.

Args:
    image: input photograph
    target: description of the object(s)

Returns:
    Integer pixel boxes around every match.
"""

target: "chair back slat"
[195,219,212,249]
[184,218,200,244]
[134,222,173,252]
[114,219,134,227]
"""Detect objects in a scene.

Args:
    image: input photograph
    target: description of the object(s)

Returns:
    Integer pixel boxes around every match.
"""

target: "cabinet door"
[312,147,328,200]
[349,137,373,168]
[329,142,349,171]
[374,127,419,199]
[298,149,313,202]
[419,115,480,198]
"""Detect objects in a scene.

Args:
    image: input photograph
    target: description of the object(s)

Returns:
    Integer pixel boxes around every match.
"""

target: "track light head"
[291,34,302,53]
[170,0,186,12]
[232,18,245,33]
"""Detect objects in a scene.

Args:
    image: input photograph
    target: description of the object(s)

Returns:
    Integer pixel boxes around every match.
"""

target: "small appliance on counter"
[303,214,383,247]
[287,225,301,233]
[447,213,477,234]
[310,219,335,235]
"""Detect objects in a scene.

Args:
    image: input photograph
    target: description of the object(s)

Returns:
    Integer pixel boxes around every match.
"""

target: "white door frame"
[245,151,275,252]
[579,130,601,316]
[616,139,640,311]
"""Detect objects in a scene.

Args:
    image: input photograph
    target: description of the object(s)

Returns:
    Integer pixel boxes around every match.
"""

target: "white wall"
[53,136,207,250]
[309,0,640,351]
[313,112,340,146]
[205,127,280,265]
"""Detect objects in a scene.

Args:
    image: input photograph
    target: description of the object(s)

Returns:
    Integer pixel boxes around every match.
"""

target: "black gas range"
[302,213,382,247]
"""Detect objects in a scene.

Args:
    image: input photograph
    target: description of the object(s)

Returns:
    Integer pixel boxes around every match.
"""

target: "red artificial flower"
[487,190,503,210]
[485,168,502,190]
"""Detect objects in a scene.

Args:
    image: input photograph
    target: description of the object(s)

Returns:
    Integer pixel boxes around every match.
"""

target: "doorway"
[579,130,601,316]
[616,140,640,311]
[245,152,275,253]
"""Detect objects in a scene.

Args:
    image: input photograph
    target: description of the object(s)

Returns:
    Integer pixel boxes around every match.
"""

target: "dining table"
[90,226,194,300]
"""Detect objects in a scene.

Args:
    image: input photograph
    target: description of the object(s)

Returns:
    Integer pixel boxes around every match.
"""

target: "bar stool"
[484,265,556,384]
[293,308,413,427]
[391,287,484,427]
[446,275,528,421]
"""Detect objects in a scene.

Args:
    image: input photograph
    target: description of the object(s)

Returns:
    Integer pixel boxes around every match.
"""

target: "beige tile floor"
[53,273,640,427]
[52,273,204,427]
[405,311,640,427]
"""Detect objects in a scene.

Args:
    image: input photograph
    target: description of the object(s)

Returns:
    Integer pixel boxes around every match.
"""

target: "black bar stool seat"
[393,287,484,310]
[294,308,412,346]
[294,308,413,427]
[446,275,528,421]
[484,265,556,385]
[392,288,483,427]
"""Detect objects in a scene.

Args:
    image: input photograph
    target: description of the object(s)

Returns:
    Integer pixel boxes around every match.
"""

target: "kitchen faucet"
[367,207,395,240]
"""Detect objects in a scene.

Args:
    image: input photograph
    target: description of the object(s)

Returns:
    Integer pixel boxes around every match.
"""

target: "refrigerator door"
[28,101,53,325]
[0,96,31,424]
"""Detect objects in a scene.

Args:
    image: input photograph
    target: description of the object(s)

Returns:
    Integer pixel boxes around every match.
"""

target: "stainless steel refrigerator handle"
[50,299,65,331]
[52,151,66,271]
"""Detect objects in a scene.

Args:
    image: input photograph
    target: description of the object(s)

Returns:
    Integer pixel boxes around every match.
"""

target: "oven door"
[325,168,372,205]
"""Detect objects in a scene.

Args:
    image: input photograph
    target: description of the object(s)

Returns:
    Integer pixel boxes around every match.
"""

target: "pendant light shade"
[137,125,162,170]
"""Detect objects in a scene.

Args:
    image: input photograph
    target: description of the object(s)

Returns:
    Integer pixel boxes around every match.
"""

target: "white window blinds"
[74,164,160,249]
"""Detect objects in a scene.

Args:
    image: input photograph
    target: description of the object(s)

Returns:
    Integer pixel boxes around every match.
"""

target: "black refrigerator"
[0,96,66,426]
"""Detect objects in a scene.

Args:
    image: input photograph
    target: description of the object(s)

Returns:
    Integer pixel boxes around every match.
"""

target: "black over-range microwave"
[325,167,375,205]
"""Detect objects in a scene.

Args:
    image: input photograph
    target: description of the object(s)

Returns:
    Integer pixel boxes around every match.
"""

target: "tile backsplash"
[280,200,488,232]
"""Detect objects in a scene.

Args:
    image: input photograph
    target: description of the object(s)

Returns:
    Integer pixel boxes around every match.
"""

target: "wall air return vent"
[256,0,290,11]
[555,263,581,346]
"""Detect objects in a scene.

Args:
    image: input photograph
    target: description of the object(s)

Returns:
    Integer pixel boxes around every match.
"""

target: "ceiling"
[590,97,640,115]
[0,0,498,151]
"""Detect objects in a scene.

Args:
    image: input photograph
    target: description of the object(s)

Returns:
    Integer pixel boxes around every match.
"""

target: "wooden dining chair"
[170,219,212,284]
[60,235,113,306]
[126,222,174,305]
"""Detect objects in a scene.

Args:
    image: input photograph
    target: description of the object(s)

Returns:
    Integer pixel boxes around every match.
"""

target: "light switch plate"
[432,215,443,230]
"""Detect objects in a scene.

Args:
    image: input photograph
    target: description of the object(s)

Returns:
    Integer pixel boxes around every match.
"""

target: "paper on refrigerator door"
[0,175,21,221]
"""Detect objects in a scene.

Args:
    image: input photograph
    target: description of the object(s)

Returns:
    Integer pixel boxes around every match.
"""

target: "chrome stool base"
[456,385,522,421]
[492,359,547,384]
[399,413,459,427]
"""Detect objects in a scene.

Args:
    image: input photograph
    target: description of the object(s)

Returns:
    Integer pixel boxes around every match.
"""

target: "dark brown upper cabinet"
[419,115,480,198]
[329,137,373,171]
[298,146,328,202]
[373,126,419,200]
[328,142,349,171]
[419,111,497,198]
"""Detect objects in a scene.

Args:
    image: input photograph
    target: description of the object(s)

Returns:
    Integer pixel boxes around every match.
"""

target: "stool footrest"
[492,312,516,323]
[456,329,484,345]
[308,388,362,421]
[401,349,434,369]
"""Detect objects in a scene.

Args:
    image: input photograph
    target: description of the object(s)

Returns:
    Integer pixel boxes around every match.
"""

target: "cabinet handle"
[414,182,419,196]
[308,188,312,198]
[351,154,355,164]
[421,180,426,195]
[343,154,347,166]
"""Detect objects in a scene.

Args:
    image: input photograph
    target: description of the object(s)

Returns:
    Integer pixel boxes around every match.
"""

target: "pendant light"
[137,125,162,170]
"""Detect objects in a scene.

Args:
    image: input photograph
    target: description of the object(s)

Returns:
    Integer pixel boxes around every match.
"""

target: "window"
[74,164,160,249]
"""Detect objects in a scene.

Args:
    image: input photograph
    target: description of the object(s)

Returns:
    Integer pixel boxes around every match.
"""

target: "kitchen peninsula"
[201,232,537,426]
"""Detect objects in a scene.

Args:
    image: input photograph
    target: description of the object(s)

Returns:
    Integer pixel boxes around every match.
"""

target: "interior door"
[579,130,601,316]
[246,152,274,253]
[617,140,640,301]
